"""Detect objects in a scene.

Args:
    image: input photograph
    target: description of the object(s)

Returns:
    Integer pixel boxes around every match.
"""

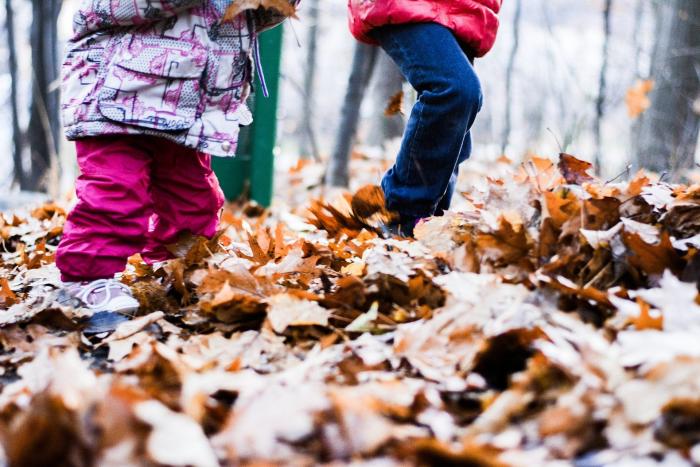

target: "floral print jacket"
[61,1,288,156]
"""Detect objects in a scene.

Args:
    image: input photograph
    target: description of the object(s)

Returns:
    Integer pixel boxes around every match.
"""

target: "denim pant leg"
[374,23,482,220]
[436,132,472,215]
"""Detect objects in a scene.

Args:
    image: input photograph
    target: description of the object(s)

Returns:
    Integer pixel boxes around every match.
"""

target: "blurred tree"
[329,45,404,187]
[594,0,613,172]
[366,51,404,147]
[26,0,62,191]
[501,0,522,156]
[6,0,25,188]
[636,0,700,175]
[328,42,377,187]
[629,0,647,161]
[300,0,320,161]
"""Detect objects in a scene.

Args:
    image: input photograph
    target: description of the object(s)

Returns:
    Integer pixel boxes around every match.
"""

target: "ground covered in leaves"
[1,154,700,466]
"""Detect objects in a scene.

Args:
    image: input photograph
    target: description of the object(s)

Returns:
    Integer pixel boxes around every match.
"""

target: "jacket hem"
[64,122,240,158]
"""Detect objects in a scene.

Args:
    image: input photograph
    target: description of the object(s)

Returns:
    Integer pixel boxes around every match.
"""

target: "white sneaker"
[63,279,140,315]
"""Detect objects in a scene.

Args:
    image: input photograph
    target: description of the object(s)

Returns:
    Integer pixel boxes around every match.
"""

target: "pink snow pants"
[56,135,225,282]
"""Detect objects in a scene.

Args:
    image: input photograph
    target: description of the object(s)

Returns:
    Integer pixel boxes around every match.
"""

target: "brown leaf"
[131,280,173,315]
[582,197,621,231]
[628,170,651,196]
[558,153,594,185]
[405,439,507,467]
[384,90,404,116]
[351,185,384,217]
[623,230,684,275]
[30,203,66,221]
[0,277,18,308]
[476,217,532,266]
[543,188,581,229]
[515,155,564,191]
[166,231,224,266]
[224,0,297,21]
[631,298,663,331]
[625,79,654,118]
[198,267,271,323]
[4,393,93,467]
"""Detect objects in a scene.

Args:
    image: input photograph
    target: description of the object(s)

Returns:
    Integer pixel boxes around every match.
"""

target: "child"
[348,0,502,236]
[57,1,291,314]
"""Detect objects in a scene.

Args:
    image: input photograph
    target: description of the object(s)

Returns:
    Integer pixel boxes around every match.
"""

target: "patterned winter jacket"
[61,1,289,156]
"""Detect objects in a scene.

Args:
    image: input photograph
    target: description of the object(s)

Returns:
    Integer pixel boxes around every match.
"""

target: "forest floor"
[1,153,700,466]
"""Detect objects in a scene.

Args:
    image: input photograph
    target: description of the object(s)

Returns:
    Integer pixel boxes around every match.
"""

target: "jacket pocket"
[98,34,207,131]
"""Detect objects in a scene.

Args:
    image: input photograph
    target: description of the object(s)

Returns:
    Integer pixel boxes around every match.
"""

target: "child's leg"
[373,23,482,222]
[56,136,154,282]
[141,140,225,263]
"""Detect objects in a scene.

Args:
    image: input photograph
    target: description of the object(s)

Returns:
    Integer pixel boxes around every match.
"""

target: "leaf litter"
[1,153,700,465]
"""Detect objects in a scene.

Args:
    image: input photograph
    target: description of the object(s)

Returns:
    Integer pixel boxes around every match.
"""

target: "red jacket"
[348,0,502,57]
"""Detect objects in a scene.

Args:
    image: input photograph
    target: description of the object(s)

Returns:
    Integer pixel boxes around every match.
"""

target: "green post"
[212,25,284,207]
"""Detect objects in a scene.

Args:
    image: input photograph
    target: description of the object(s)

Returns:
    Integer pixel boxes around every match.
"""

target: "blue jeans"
[374,23,483,221]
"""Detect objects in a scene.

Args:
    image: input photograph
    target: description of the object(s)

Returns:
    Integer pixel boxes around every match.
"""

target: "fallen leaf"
[265,293,330,333]
[135,400,219,467]
[0,277,18,308]
[623,230,684,275]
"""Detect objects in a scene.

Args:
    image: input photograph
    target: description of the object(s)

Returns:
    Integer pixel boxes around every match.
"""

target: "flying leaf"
[384,91,404,116]
[625,79,654,118]
[224,0,297,21]
[558,153,594,185]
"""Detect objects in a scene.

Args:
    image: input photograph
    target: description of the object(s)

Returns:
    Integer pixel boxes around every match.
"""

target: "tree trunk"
[632,0,645,79]
[6,0,25,188]
[26,0,62,192]
[300,0,320,160]
[366,51,404,147]
[327,42,377,187]
[636,0,700,176]
[501,0,522,155]
[629,0,646,161]
[594,0,613,173]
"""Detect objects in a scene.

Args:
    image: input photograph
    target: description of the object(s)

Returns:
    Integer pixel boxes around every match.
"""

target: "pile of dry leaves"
[1,153,699,466]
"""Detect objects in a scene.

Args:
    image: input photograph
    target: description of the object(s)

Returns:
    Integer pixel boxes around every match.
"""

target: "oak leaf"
[631,298,663,331]
[622,230,684,275]
[476,217,531,266]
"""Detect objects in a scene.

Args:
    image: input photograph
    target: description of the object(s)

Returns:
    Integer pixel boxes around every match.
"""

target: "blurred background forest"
[0,0,698,203]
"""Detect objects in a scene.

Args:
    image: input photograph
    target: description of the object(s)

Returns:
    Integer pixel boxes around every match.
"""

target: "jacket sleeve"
[252,0,300,33]
[73,0,205,36]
